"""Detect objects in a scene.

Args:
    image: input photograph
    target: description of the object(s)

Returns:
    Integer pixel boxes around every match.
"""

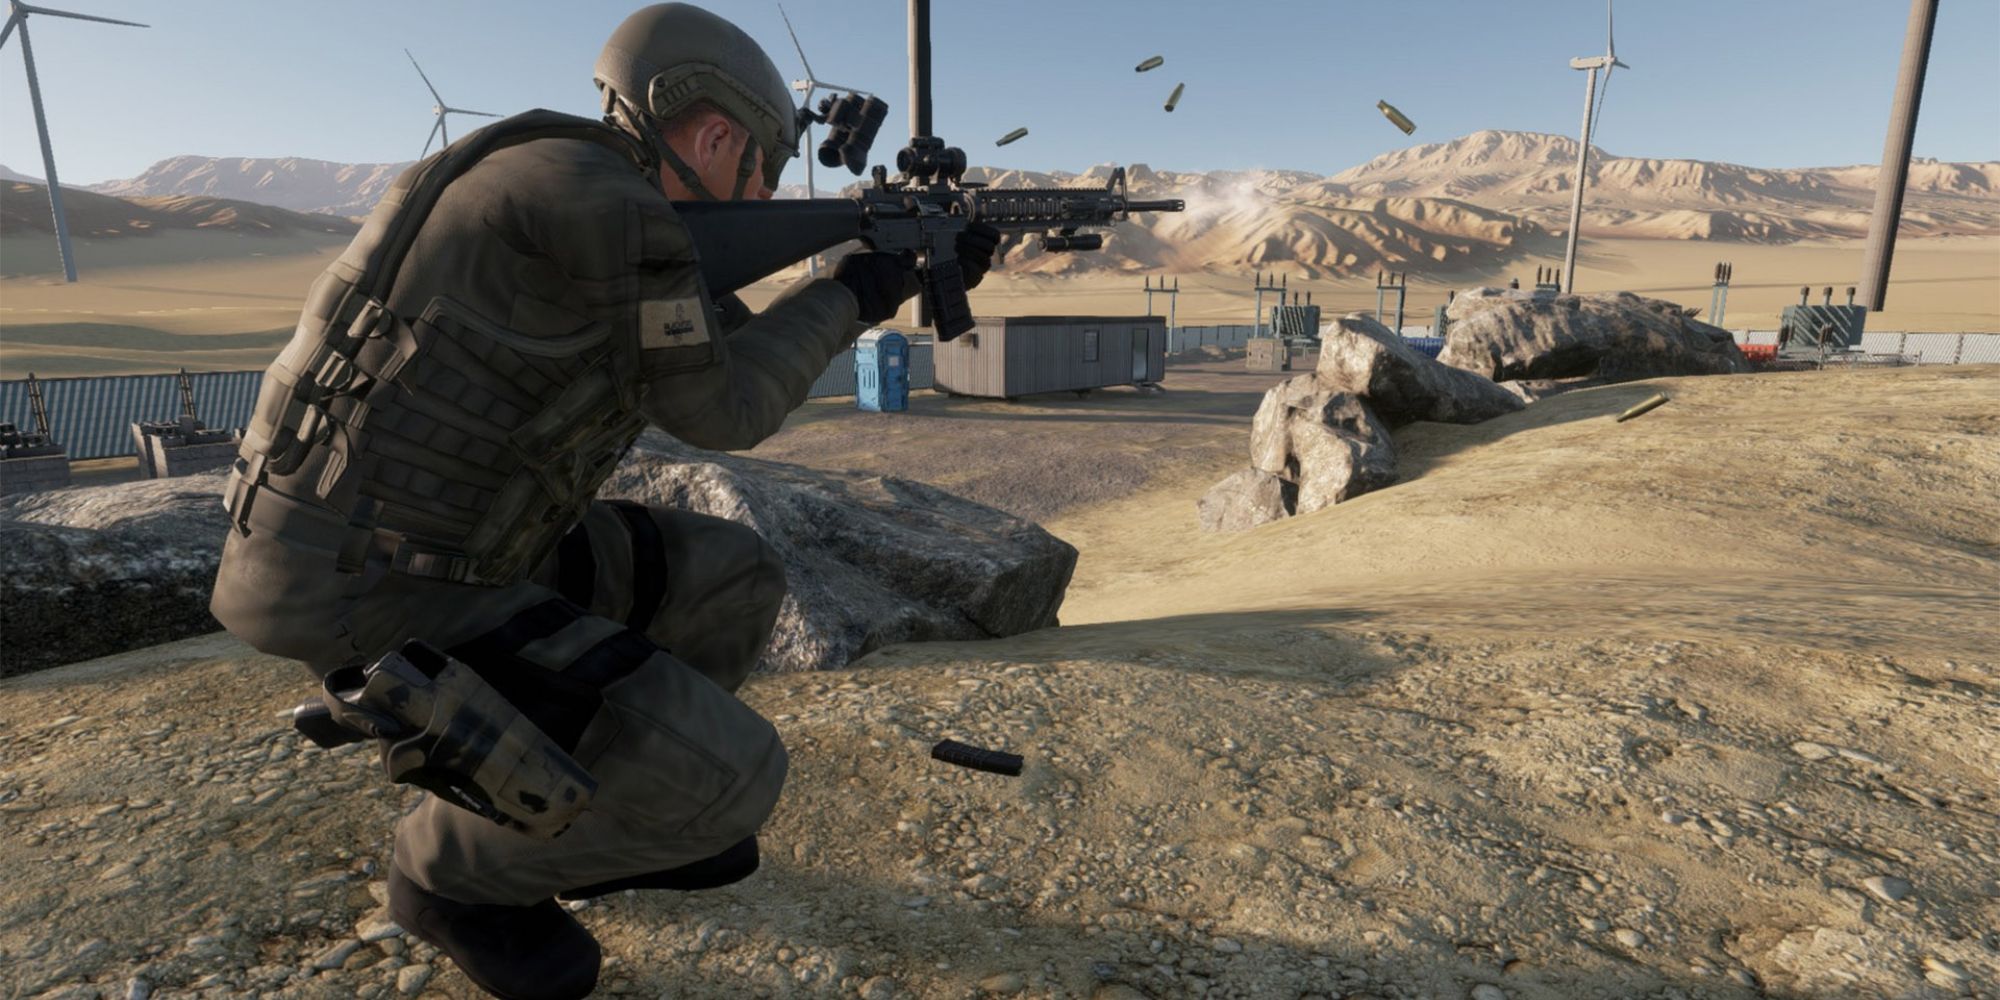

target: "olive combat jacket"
[216,115,861,631]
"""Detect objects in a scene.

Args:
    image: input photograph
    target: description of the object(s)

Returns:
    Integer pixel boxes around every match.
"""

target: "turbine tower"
[1,0,148,283]
[778,2,873,276]
[1559,0,1629,294]
[406,49,498,157]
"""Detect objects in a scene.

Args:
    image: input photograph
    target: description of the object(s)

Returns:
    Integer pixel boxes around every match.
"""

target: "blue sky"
[2,0,1995,186]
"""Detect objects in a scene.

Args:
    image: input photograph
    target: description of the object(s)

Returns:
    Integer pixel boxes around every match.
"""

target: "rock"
[978,971,1026,994]
[395,963,432,995]
[1471,986,1507,1000]
[0,472,233,677]
[1922,956,1969,987]
[1613,928,1646,949]
[610,437,1076,673]
[1,441,1076,678]
[1791,741,1837,761]
[1315,314,1525,426]
[1245,376,1399,514]
[1090,987,1150,1000]
[1197,467,1296,533]
[1212,937,1243,954]
[1861,875,1912,902]
[858,975,899,1000]
[1440,288,1750,383]
[308,938,365,971]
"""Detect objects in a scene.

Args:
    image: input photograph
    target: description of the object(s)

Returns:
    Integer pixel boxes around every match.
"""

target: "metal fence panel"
[1,371,262,461]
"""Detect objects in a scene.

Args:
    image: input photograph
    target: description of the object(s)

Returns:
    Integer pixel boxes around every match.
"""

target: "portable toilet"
[854,329,910,412]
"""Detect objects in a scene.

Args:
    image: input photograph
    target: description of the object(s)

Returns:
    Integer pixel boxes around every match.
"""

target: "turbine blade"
[814,81,872,96]
[778,3,816,85]
[1606,0,1616,60]
[0,12,19,49]
[422,120,441,158]
[444,108,501,119]
[405,48,445,106]
[15,6,148,28]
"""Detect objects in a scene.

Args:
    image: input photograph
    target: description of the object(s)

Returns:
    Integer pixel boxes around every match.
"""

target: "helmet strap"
[730,138,760,200]
[605,92,720,200]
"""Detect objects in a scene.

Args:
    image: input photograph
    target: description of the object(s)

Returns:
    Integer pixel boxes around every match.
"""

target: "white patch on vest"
[640,296,713,351]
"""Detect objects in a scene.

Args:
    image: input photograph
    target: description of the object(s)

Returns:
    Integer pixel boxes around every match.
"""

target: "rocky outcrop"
[0,474,233,677]
[0,443,1075,677]
[1204,310,1519,532]
[1440,287,1750,383]
[1315,314,1525,426]
[1248,376,1398,514]
[1196,467,1297,533]
[608,435,1075,673]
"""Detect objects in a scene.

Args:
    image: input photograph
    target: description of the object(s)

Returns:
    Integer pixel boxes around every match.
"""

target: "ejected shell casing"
[1377,100,1417,135]
[1164,82,1185,113]
[1135,55,1164,72]
[995,127,1029,147]
[1615,392,1671,423]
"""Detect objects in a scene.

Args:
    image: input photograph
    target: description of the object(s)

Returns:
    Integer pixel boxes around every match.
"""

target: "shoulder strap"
[362,109,651,308]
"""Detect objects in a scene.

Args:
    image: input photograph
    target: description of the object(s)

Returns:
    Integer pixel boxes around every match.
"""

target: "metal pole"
[1857,0,1940,311]
[1168,278,1177,348]
[17,20,79,283]
[804,121,818,277]
[905,0,932,327]
[1560,67,1601,294]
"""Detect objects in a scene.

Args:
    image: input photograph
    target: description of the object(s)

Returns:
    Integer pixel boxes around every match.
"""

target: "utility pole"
[905,0,932,328]
[1252,271,1284,339]
[1144,275,1180,351]
[1857,0,1940,311]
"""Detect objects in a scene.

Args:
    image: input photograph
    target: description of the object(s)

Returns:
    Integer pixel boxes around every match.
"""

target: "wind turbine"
[406,49,498,157]
[1,1,148,283]
[778,3,873,276]
[1559,0,1630,294]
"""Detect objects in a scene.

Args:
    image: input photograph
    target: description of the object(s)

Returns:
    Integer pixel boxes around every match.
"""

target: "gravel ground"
[3,363,1995,1000]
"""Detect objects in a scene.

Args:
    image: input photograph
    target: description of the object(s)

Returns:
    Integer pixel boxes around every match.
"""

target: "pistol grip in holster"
[292,640,600,840]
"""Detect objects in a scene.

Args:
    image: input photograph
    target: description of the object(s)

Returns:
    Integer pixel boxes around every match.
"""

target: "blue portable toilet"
[854,329,910,412]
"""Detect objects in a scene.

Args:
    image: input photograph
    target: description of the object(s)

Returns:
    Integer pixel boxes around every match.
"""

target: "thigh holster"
[293,640,599,840]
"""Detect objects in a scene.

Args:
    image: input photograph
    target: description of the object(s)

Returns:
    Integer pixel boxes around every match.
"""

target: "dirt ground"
[1,363,1996,1000]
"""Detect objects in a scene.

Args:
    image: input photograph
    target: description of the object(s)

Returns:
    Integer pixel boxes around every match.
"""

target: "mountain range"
[4,130,1995,277]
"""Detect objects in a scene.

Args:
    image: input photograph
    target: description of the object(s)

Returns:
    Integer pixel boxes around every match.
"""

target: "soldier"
[208,5,999,998]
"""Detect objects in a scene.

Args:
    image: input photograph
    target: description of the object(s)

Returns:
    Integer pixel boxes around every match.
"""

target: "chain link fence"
[5,329,1993,462]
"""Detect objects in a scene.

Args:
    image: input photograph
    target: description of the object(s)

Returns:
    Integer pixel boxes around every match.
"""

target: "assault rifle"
[673,94,1184,340]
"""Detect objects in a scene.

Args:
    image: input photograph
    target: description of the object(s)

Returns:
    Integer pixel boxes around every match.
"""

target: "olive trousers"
[221,496,792,907]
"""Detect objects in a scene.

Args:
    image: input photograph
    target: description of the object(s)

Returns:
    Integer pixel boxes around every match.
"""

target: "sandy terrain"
[4,232,1994,380]
[1,361,1995,1000]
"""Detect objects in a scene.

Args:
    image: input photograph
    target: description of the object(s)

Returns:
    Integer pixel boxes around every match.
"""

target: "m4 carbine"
[674,95,1184,341]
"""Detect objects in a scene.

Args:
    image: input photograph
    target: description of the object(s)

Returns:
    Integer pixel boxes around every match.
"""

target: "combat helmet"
[595,3,801,199]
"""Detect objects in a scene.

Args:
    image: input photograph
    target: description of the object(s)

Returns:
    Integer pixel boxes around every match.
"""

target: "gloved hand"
[956,222,1002,290]
[832,251,921,324]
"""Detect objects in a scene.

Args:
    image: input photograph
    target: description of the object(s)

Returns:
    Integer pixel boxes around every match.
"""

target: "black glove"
[832,251,921,324]
[956,222,1002,290]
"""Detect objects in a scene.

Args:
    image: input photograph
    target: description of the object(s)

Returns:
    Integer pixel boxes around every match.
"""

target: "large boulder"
[1440,287,1750,382]
[1211,375,1395,531]
[0,473,233,677]
[608,435,1075,673]
[1196,467,1296,533]
[1315,313,1525,426]
[0,442,1076,677]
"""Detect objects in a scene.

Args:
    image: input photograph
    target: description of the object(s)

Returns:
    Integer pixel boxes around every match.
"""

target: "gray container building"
[933,316,1165,399]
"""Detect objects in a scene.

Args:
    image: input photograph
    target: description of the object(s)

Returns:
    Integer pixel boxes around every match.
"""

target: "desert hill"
[0,363,1994,999]
[51,131,2000,280]
[86,156,411,219]
[1326,129,2000,241]
[1,181,361,240]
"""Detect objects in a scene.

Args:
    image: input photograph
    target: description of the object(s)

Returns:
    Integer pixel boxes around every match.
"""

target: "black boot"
[556,835,760,901]
[389,862,601,1000]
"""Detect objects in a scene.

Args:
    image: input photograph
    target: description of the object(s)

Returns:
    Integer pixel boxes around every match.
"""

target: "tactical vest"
[225,110,660,587]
